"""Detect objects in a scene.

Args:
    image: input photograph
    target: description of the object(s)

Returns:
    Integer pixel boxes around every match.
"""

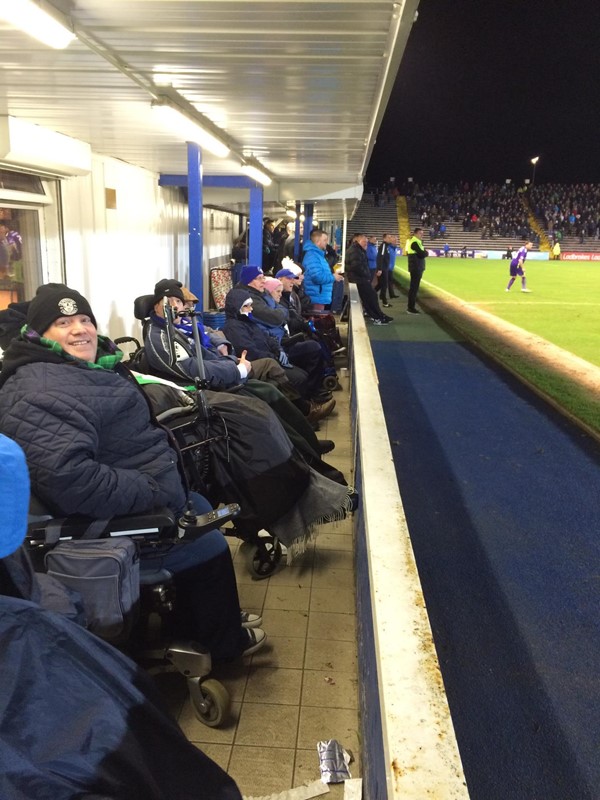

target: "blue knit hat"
[239,265,264,285]
[0,435,30,558]
[275,268,297,280]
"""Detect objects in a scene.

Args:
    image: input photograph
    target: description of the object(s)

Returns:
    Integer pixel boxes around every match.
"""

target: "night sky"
[366,0,600,187]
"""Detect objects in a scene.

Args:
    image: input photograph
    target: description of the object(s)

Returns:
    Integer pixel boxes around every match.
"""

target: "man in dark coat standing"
[344,234,393,325]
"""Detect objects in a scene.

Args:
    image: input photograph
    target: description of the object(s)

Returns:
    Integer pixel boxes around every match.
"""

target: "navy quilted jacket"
[0,337,186,518]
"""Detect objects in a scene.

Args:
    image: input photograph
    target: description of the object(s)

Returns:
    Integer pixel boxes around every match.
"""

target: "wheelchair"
[156,403,284,579]
[302,314,344,392]
[115,297,285,579]
[26,500,238,727]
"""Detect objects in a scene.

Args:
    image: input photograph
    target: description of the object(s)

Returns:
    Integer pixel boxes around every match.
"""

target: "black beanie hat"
[153,278,184,303]
[27,285,97,335]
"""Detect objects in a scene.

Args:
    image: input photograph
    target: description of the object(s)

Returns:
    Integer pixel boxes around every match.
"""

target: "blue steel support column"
[249,185,263,267]
[294,201,301,261]
[304,202,314,242]
[187,142,204,308]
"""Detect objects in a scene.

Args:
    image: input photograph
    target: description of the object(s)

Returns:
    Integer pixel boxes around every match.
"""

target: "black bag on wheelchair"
[45,537,140,643]
[142,381,311,537]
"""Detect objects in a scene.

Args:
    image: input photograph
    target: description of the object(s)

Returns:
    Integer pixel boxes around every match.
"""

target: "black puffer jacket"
[0,334,186,518]
[344,241,371,283]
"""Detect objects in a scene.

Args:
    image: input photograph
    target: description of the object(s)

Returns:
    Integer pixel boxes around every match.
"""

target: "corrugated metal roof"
[0,0,419,218]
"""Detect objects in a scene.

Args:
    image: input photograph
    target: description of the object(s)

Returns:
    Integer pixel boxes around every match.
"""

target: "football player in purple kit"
[506,241,533,292]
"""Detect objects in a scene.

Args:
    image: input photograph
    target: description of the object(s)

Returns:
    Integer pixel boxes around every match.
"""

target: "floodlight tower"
[530,156,540,185]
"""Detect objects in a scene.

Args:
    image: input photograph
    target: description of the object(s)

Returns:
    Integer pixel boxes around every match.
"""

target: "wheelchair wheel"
[322,374,340,392]
[189,678,230,728]
[248,535,283,580]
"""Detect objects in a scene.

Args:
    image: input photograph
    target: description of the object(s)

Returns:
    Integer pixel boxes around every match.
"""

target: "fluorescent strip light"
[0,116,92,175]
[241,162,272,186]
[152,102,230,158]
[0,0,76,49]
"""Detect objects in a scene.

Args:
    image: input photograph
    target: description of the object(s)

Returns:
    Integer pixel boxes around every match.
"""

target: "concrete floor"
[158,366,360,798]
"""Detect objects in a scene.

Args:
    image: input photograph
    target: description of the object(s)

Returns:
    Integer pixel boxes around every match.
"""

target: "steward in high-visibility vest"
[406,227,427,314]
[552,241,561,260]
[407,232,427,262]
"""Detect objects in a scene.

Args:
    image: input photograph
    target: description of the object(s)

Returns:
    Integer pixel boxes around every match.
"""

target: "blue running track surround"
[371,326,600,800]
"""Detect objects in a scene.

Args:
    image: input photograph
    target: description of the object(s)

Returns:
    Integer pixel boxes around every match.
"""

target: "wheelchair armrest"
[27,506,177,546]
[114,335,141,349]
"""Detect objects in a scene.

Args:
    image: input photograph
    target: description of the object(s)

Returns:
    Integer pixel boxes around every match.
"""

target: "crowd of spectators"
[404,181,600,247]
[409,181,537,243]
[364,180,400,207]
[528,183,600,243]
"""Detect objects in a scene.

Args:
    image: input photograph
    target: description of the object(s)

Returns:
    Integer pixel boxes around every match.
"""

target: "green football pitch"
[394,257,600,368]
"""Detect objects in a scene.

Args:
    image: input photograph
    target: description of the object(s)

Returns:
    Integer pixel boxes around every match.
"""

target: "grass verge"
[393,267,600,439]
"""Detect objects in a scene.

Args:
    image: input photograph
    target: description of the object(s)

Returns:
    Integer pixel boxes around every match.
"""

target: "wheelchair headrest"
[134,294,155,321]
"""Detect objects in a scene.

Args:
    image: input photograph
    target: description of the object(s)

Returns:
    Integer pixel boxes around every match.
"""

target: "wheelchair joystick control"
[178,502,199,538]
[178,503,242,540]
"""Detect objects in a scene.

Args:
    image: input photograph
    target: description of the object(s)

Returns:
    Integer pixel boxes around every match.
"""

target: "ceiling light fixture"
[0,0,76,49]
[241,160,272,186]
[151,97,230,158]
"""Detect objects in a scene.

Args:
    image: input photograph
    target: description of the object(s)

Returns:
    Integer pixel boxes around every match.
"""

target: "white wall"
[206,207,235,264]
[60,153,239,341]
[61,154,189,342]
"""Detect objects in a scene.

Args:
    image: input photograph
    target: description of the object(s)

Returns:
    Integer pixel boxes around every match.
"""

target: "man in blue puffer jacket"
[366,235,379,281]
[301,229,343,311]
[0,284,266,660]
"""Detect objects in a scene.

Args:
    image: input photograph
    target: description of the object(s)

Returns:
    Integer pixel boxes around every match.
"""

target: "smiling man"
[0,283,187,517]
[0,283,267,661]
[30,291,99,362]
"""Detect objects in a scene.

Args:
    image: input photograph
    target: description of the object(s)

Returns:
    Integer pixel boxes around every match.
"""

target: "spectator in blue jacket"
[366,235,378,281]
[376,233,396,306]
[302,229,343,310]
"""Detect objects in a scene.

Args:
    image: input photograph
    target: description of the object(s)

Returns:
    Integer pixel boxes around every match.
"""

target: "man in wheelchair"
[0,284,266,661]
[143,277,336,431]
[0,434,243,799]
